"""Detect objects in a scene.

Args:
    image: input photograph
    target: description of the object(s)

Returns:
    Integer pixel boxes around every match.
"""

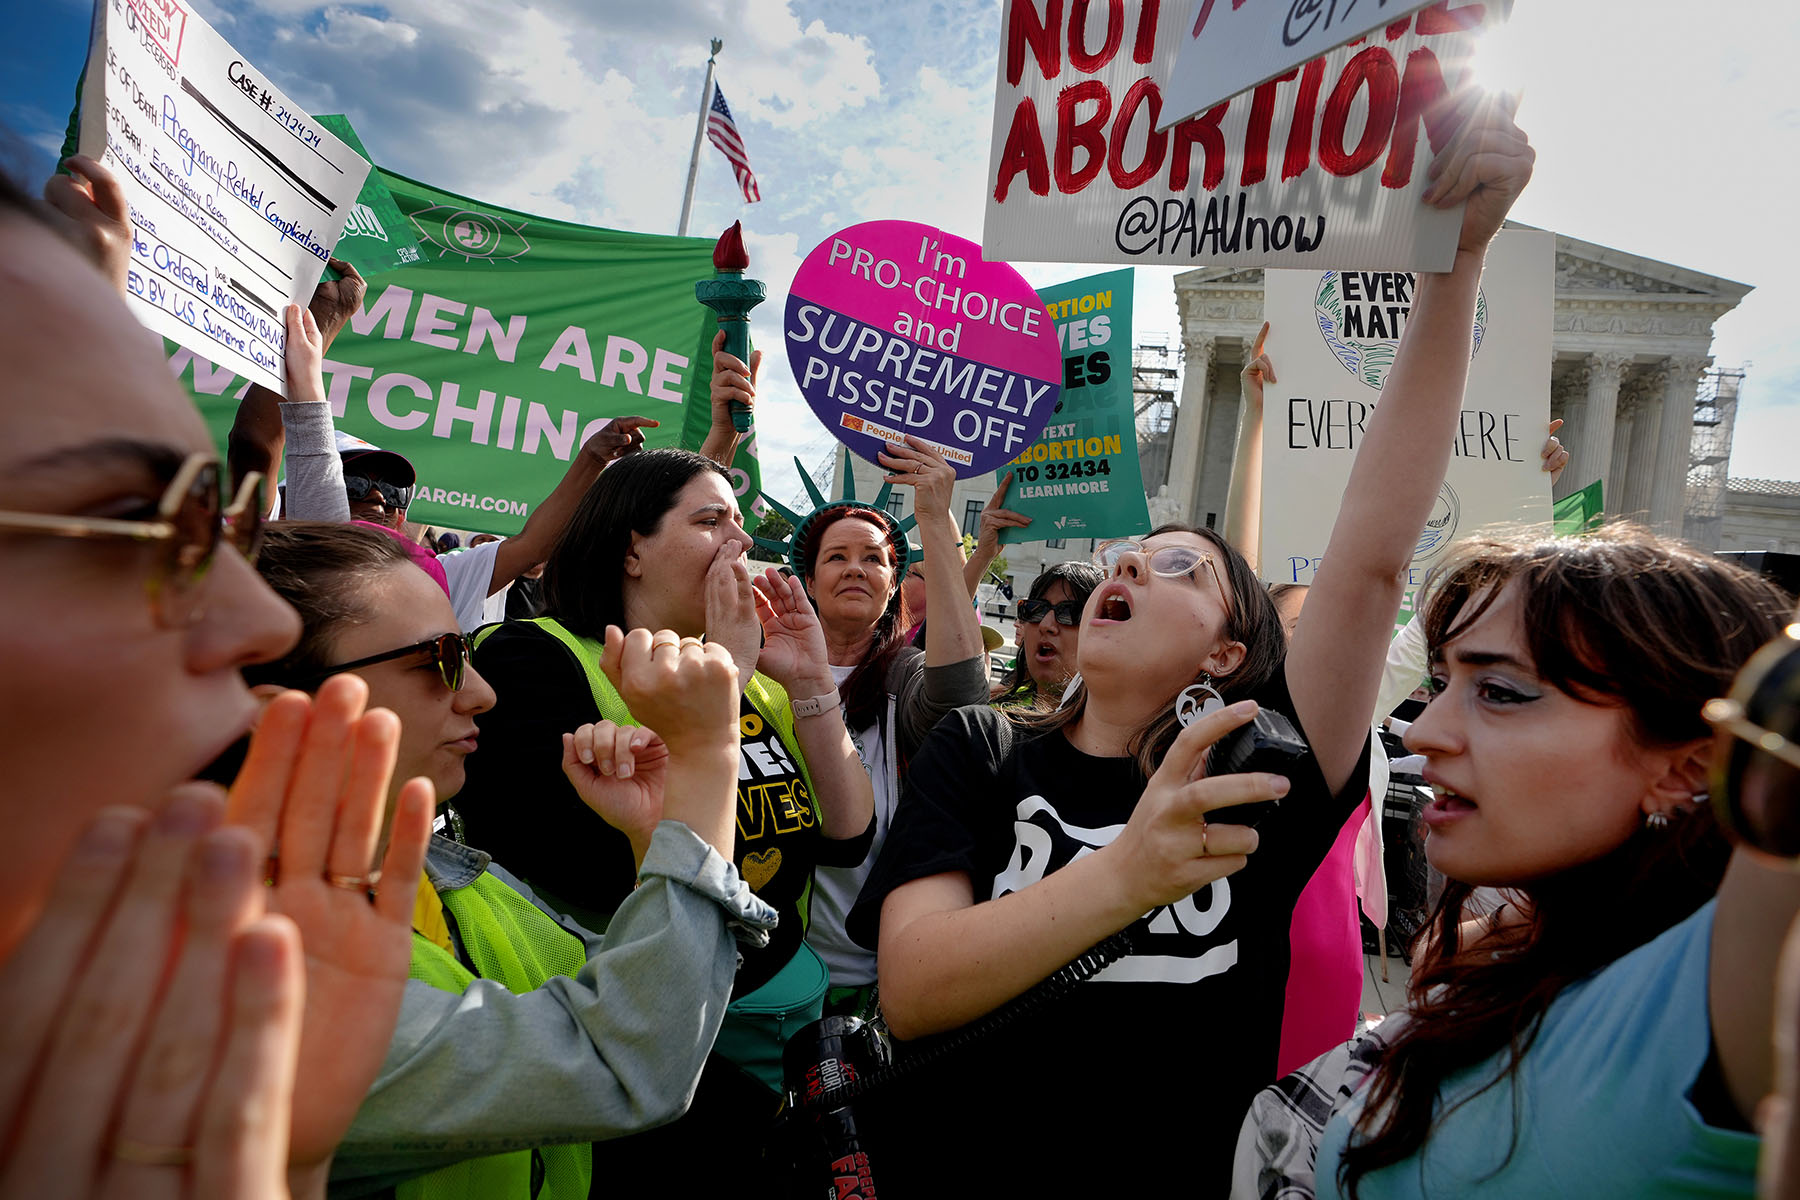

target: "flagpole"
[677,38,722,237]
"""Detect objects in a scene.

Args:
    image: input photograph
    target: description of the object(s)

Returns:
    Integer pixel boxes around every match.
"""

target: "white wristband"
[790,688,841,719]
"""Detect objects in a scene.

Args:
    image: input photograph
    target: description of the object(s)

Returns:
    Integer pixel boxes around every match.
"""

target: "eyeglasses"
[344,474,412,511]
[0,453,264,627]
[1018,597,1083,627]
[1704,625,1800,859]
[293,631,471,694]
[1092,539,1231,617]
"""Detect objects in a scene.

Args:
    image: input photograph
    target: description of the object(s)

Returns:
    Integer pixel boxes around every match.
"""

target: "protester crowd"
[8,98,1800,1200]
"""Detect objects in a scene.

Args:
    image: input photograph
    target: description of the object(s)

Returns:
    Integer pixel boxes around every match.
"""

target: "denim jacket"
[328,821,777,1197]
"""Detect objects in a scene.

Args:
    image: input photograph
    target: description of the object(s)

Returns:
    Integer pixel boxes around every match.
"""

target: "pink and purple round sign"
[784,220,1062,479]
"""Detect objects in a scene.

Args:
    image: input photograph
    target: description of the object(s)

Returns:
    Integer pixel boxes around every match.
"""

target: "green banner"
[998,268,1149,545]
[173,167,762,534]
[1553,478,1604,535]
[313,115,424,277]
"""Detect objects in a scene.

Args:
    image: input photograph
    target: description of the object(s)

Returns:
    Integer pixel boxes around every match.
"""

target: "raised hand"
[709,328,762,429]
[43,155,131,297]
[1241,321,1277,408]
[562,719,672,868]
[702,539,760,686]
[597,626,742,858]
[0,790,305,1200]
[284,305,325,405]
[1540,418,1569,486]
[580,416,660,468]
[1099,701,1284,915]
[750,566,833,690]
[307,259,366,354]
[975,472,1032,560]
[878,436,957,524]
[224,676,434,1182]
[1423,92,1535,256]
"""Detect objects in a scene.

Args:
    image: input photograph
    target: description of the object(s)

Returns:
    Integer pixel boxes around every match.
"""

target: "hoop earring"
[1644,810,1671,832]
[1059,673,1082,709]
[1176,675,1227,728]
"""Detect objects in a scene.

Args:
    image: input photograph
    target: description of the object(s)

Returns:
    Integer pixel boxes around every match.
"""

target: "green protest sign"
[173,167,762,534]
[314,115,424,277]
[1553,478,1604,535]
[998,268,1150,545]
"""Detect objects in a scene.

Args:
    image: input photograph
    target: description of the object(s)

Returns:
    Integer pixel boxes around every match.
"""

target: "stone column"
[1165,334,1217,524]
[1550,361,1587,502]
[1567,352,1630,505]
[1647,355,1711,537]
[1619,369,1666,521]
[1608,394,1636,511]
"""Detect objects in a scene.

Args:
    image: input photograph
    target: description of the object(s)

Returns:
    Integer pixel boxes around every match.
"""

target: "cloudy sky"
[7,0,1797,503]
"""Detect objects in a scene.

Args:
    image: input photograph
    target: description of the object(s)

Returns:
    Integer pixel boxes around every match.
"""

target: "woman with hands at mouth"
[453,448,872,1192]
[843,97,1540,1198]
[243,521,772,1200]
[0,161,429,1198]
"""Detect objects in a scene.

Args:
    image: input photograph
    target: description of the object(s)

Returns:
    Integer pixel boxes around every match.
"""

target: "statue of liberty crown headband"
[755,457,921,584]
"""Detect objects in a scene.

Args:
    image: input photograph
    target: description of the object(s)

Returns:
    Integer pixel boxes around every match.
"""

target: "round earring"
[1058,672,1082,709]
[1176,676,1227,728]
[1644,810,1671,832]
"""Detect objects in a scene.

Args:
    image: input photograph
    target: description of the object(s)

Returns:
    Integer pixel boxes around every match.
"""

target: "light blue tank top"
[1317,900,1758,1199]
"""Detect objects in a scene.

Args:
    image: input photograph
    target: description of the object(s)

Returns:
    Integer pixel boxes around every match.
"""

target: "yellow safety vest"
[472,618,829,1093]
[400,871,591,1200]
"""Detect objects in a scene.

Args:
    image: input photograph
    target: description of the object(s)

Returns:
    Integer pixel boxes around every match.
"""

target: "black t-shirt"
[458,621,871,995]
[847,662,1368,1198]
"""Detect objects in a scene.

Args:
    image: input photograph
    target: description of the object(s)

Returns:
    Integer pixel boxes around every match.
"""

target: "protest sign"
[1258,228,1553,618]
[999,268,1150,544]
[173,166,757,536]
[1160,0,1446,129]
[315,114,423,277]
[982,0,1501,272]
[1553,478,1603,535]
[784,220,1062,479]
[77,0,369,392]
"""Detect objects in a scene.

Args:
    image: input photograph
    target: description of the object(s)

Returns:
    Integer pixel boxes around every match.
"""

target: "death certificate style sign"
[78,0,368,392]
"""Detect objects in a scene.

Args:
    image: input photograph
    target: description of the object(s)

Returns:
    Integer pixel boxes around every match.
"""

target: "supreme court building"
[1160,223,1752,540]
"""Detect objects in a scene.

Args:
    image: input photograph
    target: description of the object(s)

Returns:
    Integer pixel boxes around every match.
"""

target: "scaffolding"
[1132,334,1178,496]
[1683,367,1745,550]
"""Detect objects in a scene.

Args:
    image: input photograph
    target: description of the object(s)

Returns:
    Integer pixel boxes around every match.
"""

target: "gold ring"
[650,634,680,650]
[113,1139,193,1167]
[679,636,704,648]
[1200,824,1210,856]
[324,871,371,891]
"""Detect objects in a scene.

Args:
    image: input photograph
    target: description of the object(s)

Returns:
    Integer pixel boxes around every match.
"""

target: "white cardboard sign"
[982,0,1500,272]
[1160,0,1443,130]
[1258,229,1554,612]
[78,0,369,392]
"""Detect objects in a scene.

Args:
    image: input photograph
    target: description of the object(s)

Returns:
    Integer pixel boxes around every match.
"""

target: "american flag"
[706,84,761,203]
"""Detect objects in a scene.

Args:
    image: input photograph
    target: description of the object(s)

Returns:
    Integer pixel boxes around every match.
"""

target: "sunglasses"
[344,474,413,511]
[1018,597,1083,627]
[0,453,264,627]
[1704,625,1800,859]
[1092,539,1231,616]
[294,631,471,694]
